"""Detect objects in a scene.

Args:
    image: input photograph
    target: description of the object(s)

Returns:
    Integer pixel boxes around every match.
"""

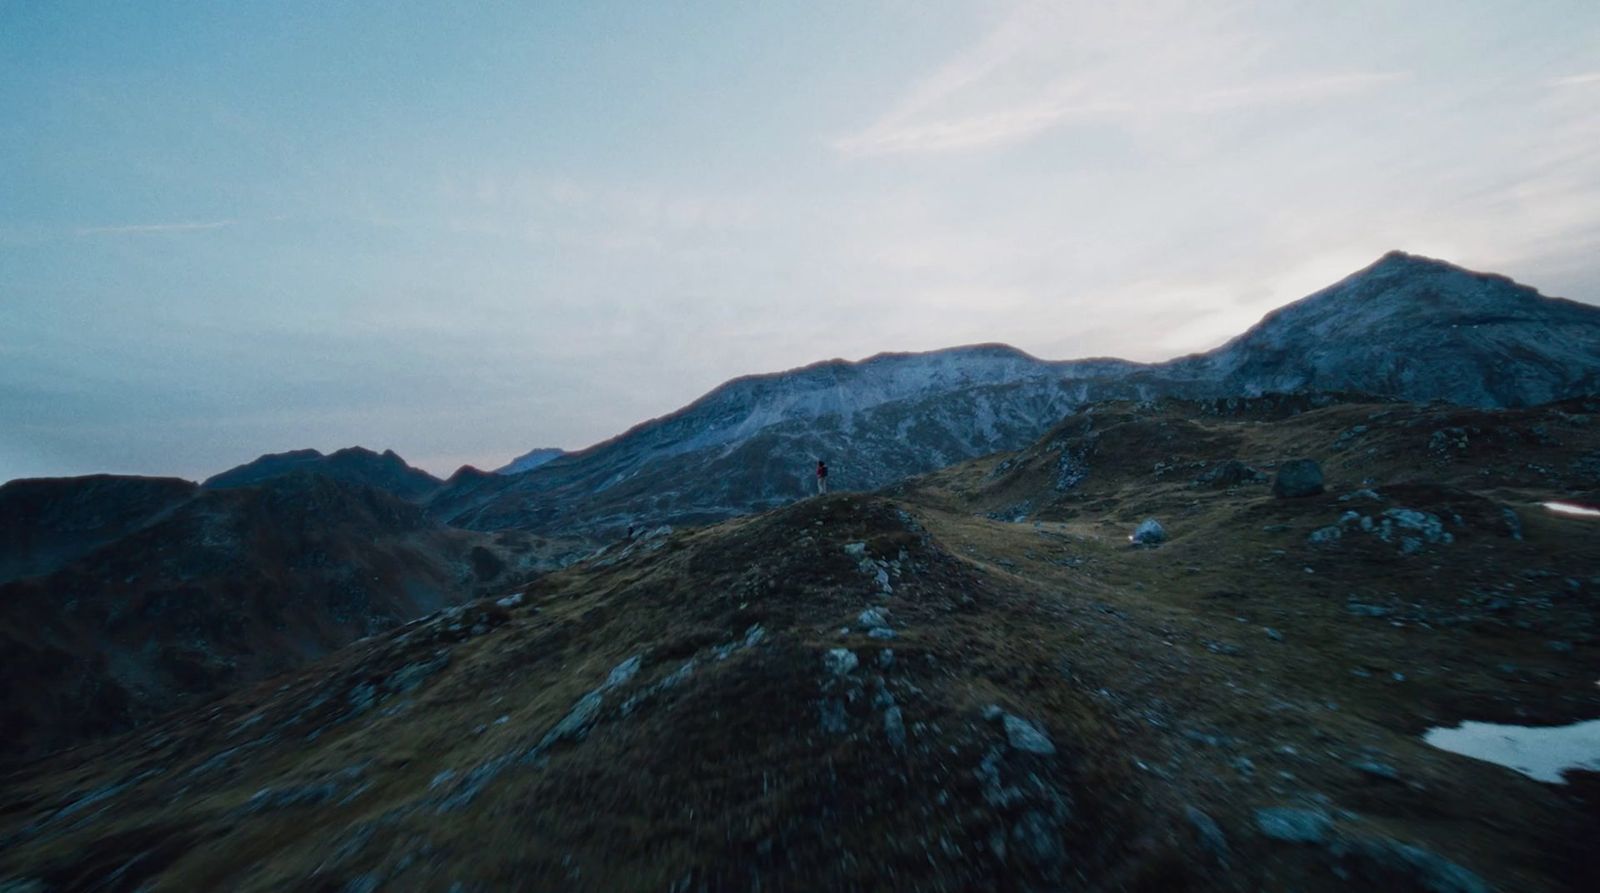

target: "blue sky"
[4,1,1598,481]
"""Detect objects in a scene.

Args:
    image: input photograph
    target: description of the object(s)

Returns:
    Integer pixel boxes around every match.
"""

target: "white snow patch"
[1423,719,1600,783]
[1543,501,1600,518]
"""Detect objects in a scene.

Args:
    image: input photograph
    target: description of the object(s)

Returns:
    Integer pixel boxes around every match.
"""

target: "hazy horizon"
[5,2,1599,482]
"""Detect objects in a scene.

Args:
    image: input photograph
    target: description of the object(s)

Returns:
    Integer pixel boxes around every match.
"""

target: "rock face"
[440,253,1600,535]
[1273,459,1326,498]
[204,446,443,502]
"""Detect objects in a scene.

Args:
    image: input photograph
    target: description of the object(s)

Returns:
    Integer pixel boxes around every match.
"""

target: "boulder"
[1273,459,1325,498]
[1130,518,1167,545]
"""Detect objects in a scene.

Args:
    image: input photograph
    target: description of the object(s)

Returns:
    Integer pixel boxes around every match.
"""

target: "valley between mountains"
[2,253,1599,891]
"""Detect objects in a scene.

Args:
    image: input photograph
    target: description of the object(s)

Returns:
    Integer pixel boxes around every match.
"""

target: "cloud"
[1546,72,1600,88]
[1186,72,1409,113]
[832,89,1128,156]
[831,2,1408,157]
[75,219,238,236]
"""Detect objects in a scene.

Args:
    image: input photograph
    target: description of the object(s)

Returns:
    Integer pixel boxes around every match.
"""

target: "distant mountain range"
[422,252,1600,537]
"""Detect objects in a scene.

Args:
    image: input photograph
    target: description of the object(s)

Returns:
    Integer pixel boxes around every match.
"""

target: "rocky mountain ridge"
[203,446,444,502]
[433,253,1600,537]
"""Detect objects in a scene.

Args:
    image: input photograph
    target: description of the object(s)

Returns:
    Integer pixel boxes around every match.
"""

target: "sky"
[4,0,1599,482]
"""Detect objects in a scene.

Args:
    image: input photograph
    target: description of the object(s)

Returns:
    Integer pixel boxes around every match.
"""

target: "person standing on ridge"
[816,459,828,495]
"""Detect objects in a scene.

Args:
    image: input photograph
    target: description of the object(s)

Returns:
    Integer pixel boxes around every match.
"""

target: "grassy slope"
[1,397,1597,891]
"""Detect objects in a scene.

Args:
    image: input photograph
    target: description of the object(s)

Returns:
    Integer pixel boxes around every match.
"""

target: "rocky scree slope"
[437,253,1600,538]
[2,396,1597,891]
[0,472,571,762]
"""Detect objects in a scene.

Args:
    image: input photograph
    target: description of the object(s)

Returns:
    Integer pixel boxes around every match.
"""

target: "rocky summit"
[1,394,1597,891]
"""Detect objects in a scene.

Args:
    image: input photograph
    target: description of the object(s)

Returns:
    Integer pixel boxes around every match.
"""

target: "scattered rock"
[1273,459,1325,498]
[1003,714,1057,755]
[1335,837,1491,893]
[1349,759,1401,781]
[823,648,858,677]
[1196,459,1266,487]
[1130,518,1167,546]
[1184,806,1230,863]
[818,699,848,734]
[1009,809,1064,866]
[1374,508,1454,553]
[1500,507,1523,541]
[843,542,867,557]
[1307,525,1342,545]
[883,706,905,748]
[1340,488,1382,502]
[1255,806,1332,844]
[1346,602,1391,618]
[495,592,524,608]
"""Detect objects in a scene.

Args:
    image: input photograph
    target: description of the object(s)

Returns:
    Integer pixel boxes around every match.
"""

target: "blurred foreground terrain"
[2,395,1598,891]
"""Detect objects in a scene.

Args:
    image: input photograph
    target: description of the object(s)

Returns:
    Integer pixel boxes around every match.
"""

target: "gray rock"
[1184,806,1230,863]
[857,607,889,630]
[1197,459,1265,487]
[1010,810,1064,865]
[818,699,848,734]
[823,648,858,676]
[883,705,905,748]
[495,592,525,608]
[1130,518,1167,545]
[1338,837,1490,893]
[843,542,867,557]
[1003,714,1057,755]
[1501,507,1523,540]
[868,627,896,639]
[1273,459,1325,498]
[1376,508,1453,547]
[1255,806,1332,843]
[1346,602,1392,618]
[1307,525,1342,545]
[1349,759,1401,781]
[1339,488,1382,502]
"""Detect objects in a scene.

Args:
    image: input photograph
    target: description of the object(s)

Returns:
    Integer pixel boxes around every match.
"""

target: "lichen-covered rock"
[1273,459,1325,498]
